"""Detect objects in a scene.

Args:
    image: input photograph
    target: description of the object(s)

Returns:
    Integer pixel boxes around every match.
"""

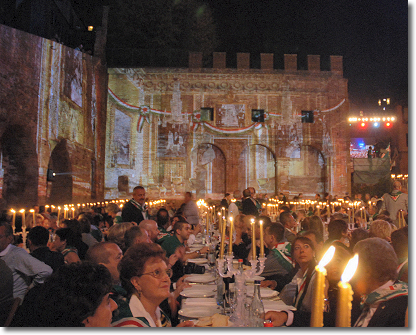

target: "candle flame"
[341,254,359,283]
[318,245,335,267]
[29,209,35,213]
[10,209,16,213]
[19,209,25,213]
[229,216,233,222]
[259,220,263,225]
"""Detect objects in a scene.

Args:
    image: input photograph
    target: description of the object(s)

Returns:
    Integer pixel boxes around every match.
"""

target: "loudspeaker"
[252,109,264,122]
[200,107,214,121]
[301,110,314,123]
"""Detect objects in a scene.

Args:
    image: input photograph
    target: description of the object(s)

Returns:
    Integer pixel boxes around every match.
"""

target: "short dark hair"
[301,229,324,244]
[279,211,293,226]
[27,262,112,326]
[119,243,167,297]
[265,222,285,242]
[327,219,348,240]
[133,186,145,192]
[27,226,50,246]
[173,220,188,235]
[242,189,251,198]
[0,222,13,237]
[55,228,78,248]
[124,226,146,249]
[156,208,169,228]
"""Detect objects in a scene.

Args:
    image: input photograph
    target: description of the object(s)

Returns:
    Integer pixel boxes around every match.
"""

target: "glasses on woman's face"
[140,268,173,279]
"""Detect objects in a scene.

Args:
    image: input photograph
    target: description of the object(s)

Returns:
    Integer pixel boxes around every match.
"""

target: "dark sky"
[208,0,408,109]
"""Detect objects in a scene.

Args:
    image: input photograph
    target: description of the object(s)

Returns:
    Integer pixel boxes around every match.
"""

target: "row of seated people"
[0,205,408,327]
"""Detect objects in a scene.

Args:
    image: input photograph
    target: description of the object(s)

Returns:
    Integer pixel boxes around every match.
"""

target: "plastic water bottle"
[249,280,265,327]
[216,274,224,307]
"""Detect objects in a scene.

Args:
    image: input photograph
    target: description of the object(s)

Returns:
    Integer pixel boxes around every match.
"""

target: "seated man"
[138,220,160,243]
[0,222,52,301]
[27,226,65,272]
[280,211,297,243]
[160,220,208,282]
[124,226,151,250]
[352,237,408,327]
[0,259,13,326]
[260,222,294,291]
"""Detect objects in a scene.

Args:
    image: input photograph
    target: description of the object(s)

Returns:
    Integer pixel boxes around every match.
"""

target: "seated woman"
[113,243,193,327]
[11,262,117,327]
[265,236,319,326]
[53,228,81,264]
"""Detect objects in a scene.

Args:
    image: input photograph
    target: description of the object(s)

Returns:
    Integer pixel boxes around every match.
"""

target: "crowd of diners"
[0,186,408,327]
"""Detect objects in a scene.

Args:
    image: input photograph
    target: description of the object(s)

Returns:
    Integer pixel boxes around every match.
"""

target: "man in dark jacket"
[28,226,64,272]
[121,186,148,224]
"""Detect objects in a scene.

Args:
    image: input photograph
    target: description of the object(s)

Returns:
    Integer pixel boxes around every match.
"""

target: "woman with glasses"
[113,243,193,327]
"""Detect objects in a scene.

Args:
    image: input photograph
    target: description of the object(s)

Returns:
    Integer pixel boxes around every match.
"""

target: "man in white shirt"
[0,222,52,301]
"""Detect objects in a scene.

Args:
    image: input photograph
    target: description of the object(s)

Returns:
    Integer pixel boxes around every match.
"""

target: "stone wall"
[0,24,107,209]
[106,52,350,200]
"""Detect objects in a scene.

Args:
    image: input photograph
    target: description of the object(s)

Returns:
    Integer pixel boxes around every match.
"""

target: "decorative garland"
[108,88,345,135]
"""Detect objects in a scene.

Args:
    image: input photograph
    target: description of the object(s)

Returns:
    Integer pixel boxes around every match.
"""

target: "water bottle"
[249,280,265,327]
[216,274,225,307]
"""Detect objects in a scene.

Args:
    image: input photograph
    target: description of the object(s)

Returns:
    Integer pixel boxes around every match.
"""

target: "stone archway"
[288,144,326,195]
[191,143,226,199]
[239,143,277,196]
[47,139,73,205]
[0,125,38,208]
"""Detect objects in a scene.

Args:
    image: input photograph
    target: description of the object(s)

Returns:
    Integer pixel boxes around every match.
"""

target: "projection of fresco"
[64,49,83,108]
[114,110,131,165]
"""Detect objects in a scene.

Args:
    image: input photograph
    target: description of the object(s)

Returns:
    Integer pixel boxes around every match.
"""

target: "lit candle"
[228,217,233,256]
[64,207,68,219]
[310,245,335,327]
[30,209,35,227]
[219,216,226,259]
[259,220,264,258]
[71,207,75,219]
[19,209,26,230]
[10,209,16,232]
[336,254,359,327]
[251,218,256,260]
[317,205,320,217]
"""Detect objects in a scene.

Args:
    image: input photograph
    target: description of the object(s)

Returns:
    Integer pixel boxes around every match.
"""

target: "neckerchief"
[271,242,293,273]
[360,281,408,310]
[294,268,315,309]
[354,281,408,327]
[131,199,147,213]
[389,190,403,201]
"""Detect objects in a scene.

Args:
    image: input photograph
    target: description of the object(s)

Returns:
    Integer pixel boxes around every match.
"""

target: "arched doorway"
[0,125,38,207]
[288,144,326,195]
[239,144,277,196]
[47,139,73,205]
[190,143,226,199]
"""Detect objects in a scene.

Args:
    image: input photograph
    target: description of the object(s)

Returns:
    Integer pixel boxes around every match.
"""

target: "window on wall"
[251,109,264,122]
[200,107,214,121]
[301,111,314,123]
[118,175,129,193]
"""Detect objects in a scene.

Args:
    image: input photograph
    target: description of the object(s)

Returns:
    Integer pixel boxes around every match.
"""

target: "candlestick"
[310,245,335,327]
[259,220,264,258]
[19,209,26,230]
[336,254,358,327]
[228,217,233,256]
[251,219,256,260]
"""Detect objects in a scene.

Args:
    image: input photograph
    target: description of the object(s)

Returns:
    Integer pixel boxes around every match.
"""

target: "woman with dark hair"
[53,228,81,264]
[113,243,193,327]
[11,262,117,327]
[265,236,319,326]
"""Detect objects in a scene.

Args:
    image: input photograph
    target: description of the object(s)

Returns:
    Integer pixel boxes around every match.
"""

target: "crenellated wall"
[106,52,351,200]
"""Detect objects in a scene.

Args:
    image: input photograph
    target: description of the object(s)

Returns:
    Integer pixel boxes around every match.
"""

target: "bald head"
[85,242,123,284]
[139,219,159,242]
[393,181,402,190]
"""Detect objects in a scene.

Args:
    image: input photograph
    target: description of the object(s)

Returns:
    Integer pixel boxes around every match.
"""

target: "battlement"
[189,52,343,75]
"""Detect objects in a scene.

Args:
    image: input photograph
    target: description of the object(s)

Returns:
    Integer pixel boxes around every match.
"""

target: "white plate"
[185,284,216,291]
[245,276,265,283]
[178,306,221,318]
[190,243,205,248]
[185,274,216,283]
[262,300,297,312]
[188,258,208,264]
[245,287,278,298]
[180,289,216,298]
[181,298,217,307]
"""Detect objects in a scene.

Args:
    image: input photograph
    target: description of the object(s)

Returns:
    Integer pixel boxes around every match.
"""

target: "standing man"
[381,180,408,226]
[248,187,262,215]
[0,222,52,301]
[242,188,259,217]
[182,192,199,227]
[228,190,242,221]
[121,186,148,224]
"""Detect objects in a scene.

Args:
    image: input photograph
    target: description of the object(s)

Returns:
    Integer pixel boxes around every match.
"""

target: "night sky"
[208,0,408,109]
